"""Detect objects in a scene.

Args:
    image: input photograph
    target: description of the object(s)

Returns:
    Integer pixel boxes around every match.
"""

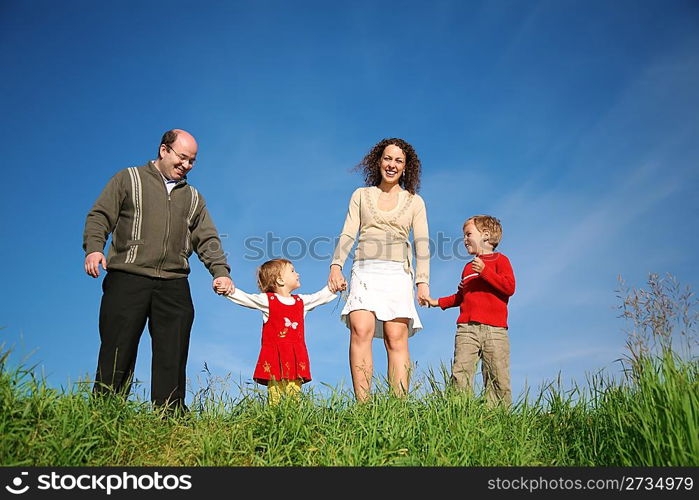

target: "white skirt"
[340,259,423,338]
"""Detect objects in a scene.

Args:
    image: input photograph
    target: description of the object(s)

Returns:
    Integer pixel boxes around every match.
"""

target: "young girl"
[217,259,339,404]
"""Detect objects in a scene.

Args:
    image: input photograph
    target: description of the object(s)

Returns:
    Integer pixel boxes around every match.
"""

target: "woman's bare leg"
[383,318,410,397]
[348,310,376,402]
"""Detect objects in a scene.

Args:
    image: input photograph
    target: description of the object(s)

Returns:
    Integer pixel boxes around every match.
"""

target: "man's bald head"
[155,129,199,181]
[159,129,198,156]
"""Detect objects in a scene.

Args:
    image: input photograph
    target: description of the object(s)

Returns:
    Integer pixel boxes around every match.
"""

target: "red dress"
[252,293,312,385]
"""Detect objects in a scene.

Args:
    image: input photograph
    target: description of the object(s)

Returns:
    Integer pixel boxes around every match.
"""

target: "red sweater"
[437,253,515,327]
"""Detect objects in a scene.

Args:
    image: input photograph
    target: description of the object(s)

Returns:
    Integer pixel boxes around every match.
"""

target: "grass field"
[1,274,696,466]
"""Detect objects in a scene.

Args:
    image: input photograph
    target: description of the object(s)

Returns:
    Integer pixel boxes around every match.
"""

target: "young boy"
[426,215,516,406]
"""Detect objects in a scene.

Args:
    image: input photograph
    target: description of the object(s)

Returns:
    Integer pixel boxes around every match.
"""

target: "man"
[83,129,234,409]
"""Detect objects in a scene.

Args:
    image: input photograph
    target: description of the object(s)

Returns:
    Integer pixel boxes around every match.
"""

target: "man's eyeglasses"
[167,145,196,166]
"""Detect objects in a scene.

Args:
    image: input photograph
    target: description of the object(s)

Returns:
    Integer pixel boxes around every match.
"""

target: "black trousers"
[94,270,194,408]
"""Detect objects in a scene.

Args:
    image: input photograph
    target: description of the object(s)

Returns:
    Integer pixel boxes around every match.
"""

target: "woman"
[328,138,430,401]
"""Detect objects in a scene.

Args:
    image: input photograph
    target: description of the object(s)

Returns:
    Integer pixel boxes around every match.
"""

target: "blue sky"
[1,0,698,404]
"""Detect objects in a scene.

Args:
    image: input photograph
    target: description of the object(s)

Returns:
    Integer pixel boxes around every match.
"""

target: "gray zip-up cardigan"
[83,162,231,280]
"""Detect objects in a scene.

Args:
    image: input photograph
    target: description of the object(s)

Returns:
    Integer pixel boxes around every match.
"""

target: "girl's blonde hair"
[257,258,292,292]
[464,215,503,249]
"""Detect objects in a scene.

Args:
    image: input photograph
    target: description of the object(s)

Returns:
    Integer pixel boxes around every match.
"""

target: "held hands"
[416,283,439,308]
[416,283,430,306]
[417,259,486,308]
[327,265,347,293]
[417,291,439,308]
[424,297,439,308]
[213,277,235,296]
[85,252,107,278]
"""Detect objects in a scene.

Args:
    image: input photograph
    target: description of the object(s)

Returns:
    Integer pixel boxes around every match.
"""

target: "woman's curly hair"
[354,138,421,194]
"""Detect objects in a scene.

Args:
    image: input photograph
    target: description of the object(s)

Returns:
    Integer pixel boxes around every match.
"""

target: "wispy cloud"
[503,163,682,307]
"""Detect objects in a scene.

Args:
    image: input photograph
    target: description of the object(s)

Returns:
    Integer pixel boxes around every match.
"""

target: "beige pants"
[452,322,511,407]
[267,379,302,405]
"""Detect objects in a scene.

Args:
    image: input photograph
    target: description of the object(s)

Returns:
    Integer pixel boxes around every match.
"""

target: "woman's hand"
[328,264,347,293]
[424,297,439,308]
[416,283,430,306]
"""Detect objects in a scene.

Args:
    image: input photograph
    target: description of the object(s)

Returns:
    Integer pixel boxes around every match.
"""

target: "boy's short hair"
[464,215,503,249]
[257,258,292,292]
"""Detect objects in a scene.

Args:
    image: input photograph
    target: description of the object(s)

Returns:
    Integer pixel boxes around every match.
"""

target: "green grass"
[1,345,696,466]
[2,272,697,466]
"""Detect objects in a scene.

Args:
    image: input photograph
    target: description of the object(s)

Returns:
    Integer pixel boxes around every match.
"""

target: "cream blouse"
[331,186,430,284]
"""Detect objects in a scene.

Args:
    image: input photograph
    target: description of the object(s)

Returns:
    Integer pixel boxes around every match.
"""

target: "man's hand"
[213,276,235,296]
[85,252,107,278]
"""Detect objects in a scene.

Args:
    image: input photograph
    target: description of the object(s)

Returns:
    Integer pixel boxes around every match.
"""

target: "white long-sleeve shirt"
[224,285,338,322]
